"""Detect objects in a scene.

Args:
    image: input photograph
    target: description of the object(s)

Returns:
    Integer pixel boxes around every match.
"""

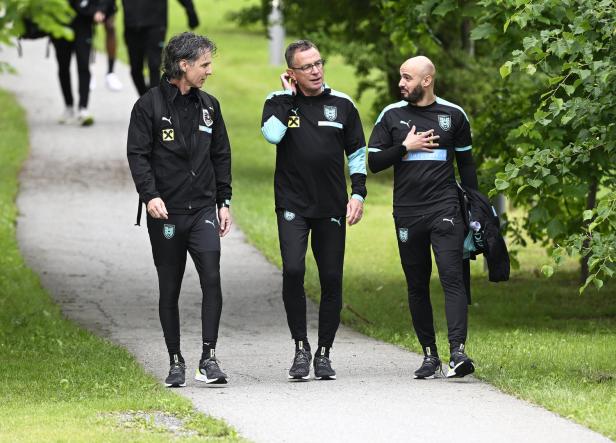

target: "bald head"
[398,55,436,105]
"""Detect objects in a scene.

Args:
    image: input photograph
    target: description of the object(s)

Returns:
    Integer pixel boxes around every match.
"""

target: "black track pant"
[147,206,222,355]
[276,209,346,348]
[51,16,93,109]
[395,205,467,349]
[124,25,166,96]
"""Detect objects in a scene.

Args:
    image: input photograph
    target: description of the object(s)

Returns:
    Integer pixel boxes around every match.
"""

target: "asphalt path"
[1,41,610,443]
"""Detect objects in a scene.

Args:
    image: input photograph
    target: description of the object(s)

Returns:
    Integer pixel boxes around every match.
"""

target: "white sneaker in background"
[77,108,94,126]
[89,76,96,91]
[105,72,123,91]
[58,107,75,124]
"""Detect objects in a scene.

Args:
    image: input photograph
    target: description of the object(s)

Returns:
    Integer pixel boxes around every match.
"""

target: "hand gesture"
[280,73,296,95]
[402,126,440,152]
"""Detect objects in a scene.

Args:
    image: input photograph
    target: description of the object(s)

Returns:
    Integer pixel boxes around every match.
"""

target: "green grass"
[0,89,241,442]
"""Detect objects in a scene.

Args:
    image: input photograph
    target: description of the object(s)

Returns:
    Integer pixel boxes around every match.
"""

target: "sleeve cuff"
[351,194,364,203]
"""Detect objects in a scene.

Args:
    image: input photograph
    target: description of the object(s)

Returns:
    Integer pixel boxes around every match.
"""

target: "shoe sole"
[195,372,228,384]
[80,118,94,127]
[413,373,437,379]
[288,373,310,381]
[314,375,336,380]
[165,382,187,388]
[446,360,475,378]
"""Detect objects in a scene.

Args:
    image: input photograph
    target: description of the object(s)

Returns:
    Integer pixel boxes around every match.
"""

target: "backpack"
[457,183,510,282]
[16,18,51,58]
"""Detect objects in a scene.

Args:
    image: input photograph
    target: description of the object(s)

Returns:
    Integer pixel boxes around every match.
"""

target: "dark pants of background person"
[124,26,166,96]
[395,204,467,350]
[51,15,93,109]
[147,206,222,355]
[276,209,346,348]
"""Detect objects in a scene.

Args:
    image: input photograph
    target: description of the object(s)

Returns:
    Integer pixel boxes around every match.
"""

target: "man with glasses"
[261,40,367,381]
[368,56,479,379]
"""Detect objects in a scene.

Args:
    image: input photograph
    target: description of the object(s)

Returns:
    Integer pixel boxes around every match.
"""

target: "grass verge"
[0,88,240,442]
[98,0,614,439]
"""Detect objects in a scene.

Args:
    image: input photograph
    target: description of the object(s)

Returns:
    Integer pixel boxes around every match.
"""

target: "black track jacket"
[127,77,232,214]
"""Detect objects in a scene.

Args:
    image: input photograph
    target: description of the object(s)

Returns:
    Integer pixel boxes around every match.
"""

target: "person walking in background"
[261,40,367,381]
[122,0,199,96]
[368,56,479,380]
[52,0,109,126]
[99,0,123,91]
[127,32,232,388]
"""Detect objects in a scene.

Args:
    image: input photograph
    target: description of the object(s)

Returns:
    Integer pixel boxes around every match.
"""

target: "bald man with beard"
[368,56,479,380]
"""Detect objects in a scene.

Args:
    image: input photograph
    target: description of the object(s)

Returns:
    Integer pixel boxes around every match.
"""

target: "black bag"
[457,183,510,282]
[17,19,51,58]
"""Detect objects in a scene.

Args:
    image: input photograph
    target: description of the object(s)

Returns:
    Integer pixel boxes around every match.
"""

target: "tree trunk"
[580,178,598,283]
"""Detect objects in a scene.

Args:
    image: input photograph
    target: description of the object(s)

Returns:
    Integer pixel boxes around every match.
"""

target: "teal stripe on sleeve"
[347,147,367,175]
[261,115,287,144]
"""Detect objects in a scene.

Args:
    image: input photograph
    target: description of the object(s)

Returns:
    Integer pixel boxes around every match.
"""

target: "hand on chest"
[393,112,454,146]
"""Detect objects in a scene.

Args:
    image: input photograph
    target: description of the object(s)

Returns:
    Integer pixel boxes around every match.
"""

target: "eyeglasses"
[291,59,326,73]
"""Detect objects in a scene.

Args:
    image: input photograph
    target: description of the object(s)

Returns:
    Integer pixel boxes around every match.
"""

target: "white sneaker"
[77,108,94,126]
[59,107,74,124]
[105,72,123,91]
[89,76,96,91]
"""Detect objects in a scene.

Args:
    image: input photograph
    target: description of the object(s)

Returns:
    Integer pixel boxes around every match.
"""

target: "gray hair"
[162,32,217,79]
[284,40,317,67]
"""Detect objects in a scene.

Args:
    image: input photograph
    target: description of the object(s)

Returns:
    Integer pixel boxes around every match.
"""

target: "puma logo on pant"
[330,217,342,227]
[443,218,454,227]
[205,219,216,228]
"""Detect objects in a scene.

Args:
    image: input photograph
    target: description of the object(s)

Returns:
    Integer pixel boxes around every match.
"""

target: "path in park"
[1,41,610,443]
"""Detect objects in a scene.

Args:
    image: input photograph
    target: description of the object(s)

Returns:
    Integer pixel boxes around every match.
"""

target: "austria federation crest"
[398,228,408,243]
[438,114,451,131]
[324,105,337,121]
[202,108,213,127]
[283,210,295,221]
[163,224,175,240]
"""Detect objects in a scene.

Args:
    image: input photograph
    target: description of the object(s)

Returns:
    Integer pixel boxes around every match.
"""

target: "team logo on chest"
[438,114,451,131]
[202,108,213,127]
[323,105,337,121]
[163,224,176,239]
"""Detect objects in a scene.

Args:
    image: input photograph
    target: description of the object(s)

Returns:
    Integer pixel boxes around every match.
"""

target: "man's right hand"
[280,73,296,95]
[402,126,440,152]
[147,197,168,220]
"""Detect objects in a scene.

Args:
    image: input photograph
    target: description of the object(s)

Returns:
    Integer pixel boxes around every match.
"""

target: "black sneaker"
[195,356,228,384]
[165,361,186,387]
[288,344,311,380]
[447,343,475,378]
[313,355,336,380]
[414,355,442,379]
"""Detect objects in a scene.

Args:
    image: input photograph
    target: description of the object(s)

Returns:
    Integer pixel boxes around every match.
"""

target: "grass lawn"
[0,89,241,442]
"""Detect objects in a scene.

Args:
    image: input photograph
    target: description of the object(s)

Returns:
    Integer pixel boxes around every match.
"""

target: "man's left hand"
[346,198,364,226]
[218,207,232,237]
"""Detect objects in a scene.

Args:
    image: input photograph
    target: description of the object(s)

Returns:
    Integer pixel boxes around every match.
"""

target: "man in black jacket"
[368,56,479,380]
[127,32,231,387]
[122,0,199,96]
[261,40,367,381]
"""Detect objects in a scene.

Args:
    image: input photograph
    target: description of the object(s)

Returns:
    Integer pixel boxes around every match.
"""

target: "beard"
[402,83,425,104]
